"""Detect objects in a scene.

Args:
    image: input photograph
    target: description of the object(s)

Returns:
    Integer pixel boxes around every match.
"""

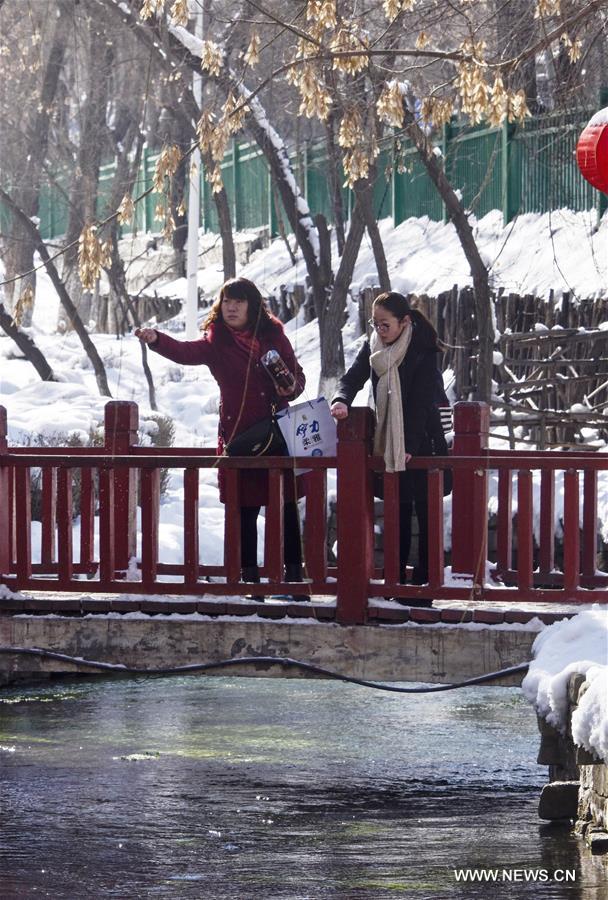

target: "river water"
[0,675,604,899]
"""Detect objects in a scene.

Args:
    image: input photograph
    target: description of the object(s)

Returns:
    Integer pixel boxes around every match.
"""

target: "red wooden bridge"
[1,400,607,629]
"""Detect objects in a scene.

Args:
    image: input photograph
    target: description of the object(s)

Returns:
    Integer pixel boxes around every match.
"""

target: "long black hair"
[372,291,442,350]
[203,277,281,334]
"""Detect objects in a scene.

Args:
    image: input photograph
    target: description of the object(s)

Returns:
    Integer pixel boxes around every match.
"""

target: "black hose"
[0,647,529,692]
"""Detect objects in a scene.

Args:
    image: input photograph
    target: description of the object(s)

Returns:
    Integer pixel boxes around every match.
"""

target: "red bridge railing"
[1,401,607,623]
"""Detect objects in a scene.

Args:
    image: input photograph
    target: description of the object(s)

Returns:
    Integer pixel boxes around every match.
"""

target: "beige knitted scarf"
[370,321,412,472]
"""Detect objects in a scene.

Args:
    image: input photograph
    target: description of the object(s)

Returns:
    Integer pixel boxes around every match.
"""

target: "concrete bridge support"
[0,613,536,685]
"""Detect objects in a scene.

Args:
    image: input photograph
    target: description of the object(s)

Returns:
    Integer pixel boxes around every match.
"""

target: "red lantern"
[576,109,608,194]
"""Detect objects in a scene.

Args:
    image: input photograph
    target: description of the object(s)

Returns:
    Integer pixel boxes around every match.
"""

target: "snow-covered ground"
[4,207,608,432]
[161,208,608,303]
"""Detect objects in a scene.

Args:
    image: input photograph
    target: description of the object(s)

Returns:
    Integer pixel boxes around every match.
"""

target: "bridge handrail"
[0,453,336,469]
[3,452,608,473]
[4,450,608,469]
[1,400,607,620]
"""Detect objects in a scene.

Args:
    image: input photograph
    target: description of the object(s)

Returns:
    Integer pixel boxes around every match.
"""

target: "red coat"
[151,319,306,506]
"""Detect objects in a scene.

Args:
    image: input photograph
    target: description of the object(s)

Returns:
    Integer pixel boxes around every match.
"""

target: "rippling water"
[0,676,603,898]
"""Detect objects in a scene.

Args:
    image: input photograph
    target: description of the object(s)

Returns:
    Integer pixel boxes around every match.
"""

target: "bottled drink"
[261,349,295,391]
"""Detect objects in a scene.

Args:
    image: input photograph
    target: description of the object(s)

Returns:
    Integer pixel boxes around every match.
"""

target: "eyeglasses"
[368,319,392,332]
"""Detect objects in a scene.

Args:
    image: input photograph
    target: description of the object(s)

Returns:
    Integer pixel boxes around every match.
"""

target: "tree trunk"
[0,303,56,382]
[98,116,160,408]
[97,111,146,336]
[356,177,391,292]
[163,93,237,283]
[60,21,111,331]
[0,187,112,397]
[2,3,68,318]
[325,113,346,256]
[404,114,494,402]
[208,164,237,280]
[315,213,332,299]
[317,201,367,398]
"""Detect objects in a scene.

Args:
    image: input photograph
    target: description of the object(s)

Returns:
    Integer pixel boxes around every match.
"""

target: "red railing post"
[517,470,534,592]
[563,469,580,594]
[336,408,374,625]
[582,469,598,581]
[451,401,490,583]
[104,401,138,574]
[0,406,9,577]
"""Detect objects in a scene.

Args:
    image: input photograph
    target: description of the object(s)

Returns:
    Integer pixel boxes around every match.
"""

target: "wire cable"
[0,647,529,693]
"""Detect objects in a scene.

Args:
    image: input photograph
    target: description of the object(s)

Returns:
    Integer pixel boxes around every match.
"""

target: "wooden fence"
[358,286,608,447]
[22,105,606,243]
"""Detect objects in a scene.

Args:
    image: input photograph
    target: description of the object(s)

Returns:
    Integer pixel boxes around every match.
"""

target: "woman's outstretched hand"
[330,402,348,420]
[134,327,158,346]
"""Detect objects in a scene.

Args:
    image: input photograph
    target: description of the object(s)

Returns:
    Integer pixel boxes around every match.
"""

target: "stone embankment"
[537,674,608,867]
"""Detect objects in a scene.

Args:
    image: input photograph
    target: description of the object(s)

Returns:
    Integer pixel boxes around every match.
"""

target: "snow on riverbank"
[522,609,608,761]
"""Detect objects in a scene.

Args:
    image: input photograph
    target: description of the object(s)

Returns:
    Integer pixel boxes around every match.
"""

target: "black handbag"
[225,410,287,457]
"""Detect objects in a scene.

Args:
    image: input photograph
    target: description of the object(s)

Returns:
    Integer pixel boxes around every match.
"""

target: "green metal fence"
[19,106,605,242]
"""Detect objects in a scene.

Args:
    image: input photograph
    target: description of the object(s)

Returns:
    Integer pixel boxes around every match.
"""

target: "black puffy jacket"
[332,333,448,458]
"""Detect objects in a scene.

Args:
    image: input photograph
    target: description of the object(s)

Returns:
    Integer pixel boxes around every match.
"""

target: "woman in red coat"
[136,277,306,597]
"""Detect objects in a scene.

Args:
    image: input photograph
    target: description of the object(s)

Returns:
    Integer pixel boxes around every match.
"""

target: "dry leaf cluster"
[117,194,135,225]
[12,285,34,327]
[535,0,561,17]
[420,97,454,129]
[383,0,416,18]
[153,144,182,193]
[169,0,189,27]
[78,225,111,290]
[295,64,333,120]
[140,0,164,20]
[339,108,379,186]
[561,33,583,63]
[244,33,261,68]
[306,0,337,30]
[377,82,407,128]
[196,113,227,193]
[200,40,223,76]
[330,27,369,75]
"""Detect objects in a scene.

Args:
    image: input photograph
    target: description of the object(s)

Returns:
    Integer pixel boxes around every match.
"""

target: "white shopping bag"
[276,397,337,470]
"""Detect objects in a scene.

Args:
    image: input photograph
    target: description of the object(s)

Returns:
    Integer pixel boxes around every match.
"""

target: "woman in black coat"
[330,292,449,594]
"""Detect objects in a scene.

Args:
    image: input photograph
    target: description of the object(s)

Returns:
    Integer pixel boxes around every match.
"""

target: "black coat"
[332,334,449,502]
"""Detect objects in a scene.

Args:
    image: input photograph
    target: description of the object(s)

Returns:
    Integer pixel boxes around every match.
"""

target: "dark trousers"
[240,502,302,568]
[399,498,429,583]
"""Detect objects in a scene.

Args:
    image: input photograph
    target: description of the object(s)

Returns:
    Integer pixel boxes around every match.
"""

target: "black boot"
[241,566,263,602]
[285,563,309,602]
[411,567,428,585]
